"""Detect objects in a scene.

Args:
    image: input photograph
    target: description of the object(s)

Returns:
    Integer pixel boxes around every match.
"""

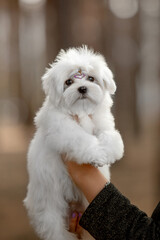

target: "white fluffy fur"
[24,46,124,240]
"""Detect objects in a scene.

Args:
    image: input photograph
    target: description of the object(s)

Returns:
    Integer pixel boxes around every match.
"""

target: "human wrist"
[66,162,95,186]
[71,164,108,203]
[65,160,108,203]
[73,164,99,187]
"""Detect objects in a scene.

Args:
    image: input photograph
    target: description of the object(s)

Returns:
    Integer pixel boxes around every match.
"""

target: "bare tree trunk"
[19,0,47,123]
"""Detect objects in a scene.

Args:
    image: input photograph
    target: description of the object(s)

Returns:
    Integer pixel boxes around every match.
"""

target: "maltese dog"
[24,46,124,240]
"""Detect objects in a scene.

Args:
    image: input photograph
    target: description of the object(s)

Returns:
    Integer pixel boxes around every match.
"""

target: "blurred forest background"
[0,0,160,239]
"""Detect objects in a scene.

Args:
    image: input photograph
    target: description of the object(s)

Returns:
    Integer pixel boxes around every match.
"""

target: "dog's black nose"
[78,86,87,94]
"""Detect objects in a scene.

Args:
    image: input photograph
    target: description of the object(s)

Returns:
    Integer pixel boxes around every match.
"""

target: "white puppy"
[24,46,124,240]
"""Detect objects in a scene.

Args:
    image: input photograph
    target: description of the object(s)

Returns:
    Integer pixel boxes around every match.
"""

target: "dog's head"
[42,46,116,115]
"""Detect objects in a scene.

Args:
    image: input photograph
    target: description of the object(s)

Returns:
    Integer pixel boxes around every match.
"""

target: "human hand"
[62,155,108,203]
[62,154,96,186]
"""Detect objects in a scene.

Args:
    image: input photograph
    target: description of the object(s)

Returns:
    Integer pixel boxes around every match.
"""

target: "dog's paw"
[90,148,109,167]
[98,130,124,165]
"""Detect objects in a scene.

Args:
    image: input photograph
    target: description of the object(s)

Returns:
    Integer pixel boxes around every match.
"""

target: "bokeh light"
[108,0,138,19]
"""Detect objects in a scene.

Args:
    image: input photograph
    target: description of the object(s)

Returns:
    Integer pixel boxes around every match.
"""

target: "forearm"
[65,160,160,239]
[79,183,159,240]
[65,161,108,203]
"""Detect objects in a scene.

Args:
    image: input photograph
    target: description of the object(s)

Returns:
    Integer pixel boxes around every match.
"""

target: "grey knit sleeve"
[79,183,160,240]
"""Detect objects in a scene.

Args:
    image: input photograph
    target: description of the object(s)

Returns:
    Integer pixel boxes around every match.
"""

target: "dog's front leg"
[96,130,124,166]
[46,117,108,166]
[73,115,124,167]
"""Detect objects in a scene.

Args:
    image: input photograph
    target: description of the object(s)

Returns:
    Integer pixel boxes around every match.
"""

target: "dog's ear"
[41,65,61,106]
[103,67,116,94]
[41,66,53,96]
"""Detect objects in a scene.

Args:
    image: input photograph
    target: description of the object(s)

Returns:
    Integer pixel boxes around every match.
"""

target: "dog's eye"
[65,79,73,86]
[87,76,94,82]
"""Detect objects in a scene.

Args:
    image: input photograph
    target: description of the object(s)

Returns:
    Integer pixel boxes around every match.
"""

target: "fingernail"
[72,212,76,218]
